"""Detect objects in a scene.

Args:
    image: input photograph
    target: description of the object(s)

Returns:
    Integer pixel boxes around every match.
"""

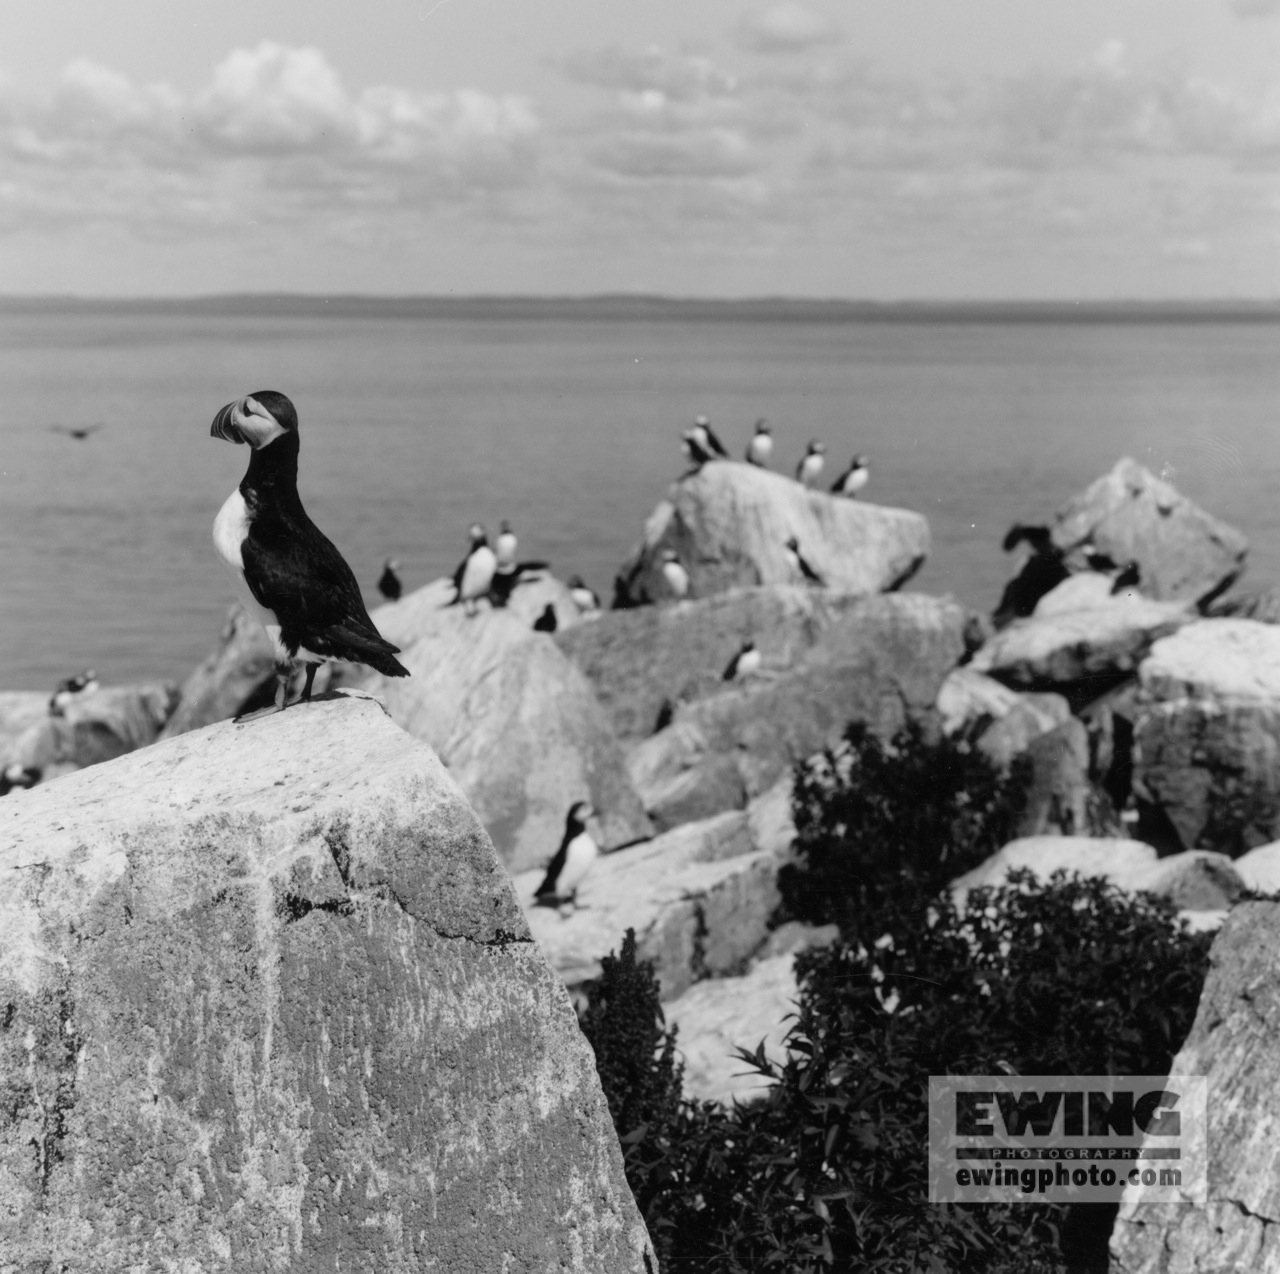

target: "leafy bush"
[780,719,1030,940]
[584,874,1211,1273]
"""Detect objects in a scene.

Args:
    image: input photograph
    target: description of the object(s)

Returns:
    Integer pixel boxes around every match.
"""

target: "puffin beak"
[210,400,246,445]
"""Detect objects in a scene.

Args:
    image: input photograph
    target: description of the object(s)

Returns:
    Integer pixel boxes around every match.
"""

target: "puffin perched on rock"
[210,391,409,716]
[535,800,599,907]
[377,558,403,601]
[48,668,98,717]
[831,454,870,498]
[449,523,498,616]
[796,440,826,487]
[745,420,773,468]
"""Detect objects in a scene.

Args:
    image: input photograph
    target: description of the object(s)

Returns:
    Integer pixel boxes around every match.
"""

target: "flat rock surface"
[0,692,654,1273]
[614,460,929,604]
[1140,618,1280,702]
[1110,901,1280,1272]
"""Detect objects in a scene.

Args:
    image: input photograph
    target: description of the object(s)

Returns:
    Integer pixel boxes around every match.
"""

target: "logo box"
[928,1075,1207,1204]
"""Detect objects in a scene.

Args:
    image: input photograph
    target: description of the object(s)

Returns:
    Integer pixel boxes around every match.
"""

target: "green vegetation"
[579,722,1213,1273]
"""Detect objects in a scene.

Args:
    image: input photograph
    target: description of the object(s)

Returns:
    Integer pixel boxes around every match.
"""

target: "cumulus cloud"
[737,4,844,53]
[0,42,540,237]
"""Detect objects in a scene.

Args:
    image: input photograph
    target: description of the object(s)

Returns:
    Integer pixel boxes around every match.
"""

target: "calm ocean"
[3,297,1280,691]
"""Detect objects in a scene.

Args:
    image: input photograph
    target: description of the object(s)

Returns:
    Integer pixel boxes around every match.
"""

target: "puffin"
[784,536,824,586]
[533,603,558,632]
[660,548,690,599]
[535,800,599,906]
[723,639,761,681]
[449,523,498,616]
[745,420,773,468]
[831,454,870,498]
[0,762,41,796]
[377,558,403,601]
[796,440,826,487]
[568,575,601,614]
[495,520,518,570]
[49,668,99,717]
[683,414,729,467]
[210,390,409,715]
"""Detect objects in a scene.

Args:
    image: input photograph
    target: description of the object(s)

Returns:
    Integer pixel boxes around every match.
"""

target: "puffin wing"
[241,514,408,676]
[535,833,572,898]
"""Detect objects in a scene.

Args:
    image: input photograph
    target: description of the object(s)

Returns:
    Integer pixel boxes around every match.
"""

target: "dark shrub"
[780,719,1029,940]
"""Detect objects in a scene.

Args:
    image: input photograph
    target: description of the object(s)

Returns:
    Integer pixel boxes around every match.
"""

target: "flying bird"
[831,454,870,498]
[449,523,498,617]
[784,536,824,586]
[660,548,690,599]
[210,390,409,715]
[796,440,826,487]
[535,800,599,907]
[48,669,98,717]
[377,558,402,601]
[51,423,103,440]
[723,639,761,681]
[745,420,773,468]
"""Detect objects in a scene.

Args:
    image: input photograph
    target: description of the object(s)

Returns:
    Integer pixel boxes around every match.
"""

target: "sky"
[4,0,1280,298]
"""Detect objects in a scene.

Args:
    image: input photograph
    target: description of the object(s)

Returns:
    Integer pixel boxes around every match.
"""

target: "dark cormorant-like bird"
[210,391,409,715]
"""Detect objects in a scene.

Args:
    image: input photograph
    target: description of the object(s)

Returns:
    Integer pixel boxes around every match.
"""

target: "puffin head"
[211,391,298,449]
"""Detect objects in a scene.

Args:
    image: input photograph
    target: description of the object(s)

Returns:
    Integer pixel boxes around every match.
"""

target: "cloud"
[737,4,845,53]
[0,43,540,237]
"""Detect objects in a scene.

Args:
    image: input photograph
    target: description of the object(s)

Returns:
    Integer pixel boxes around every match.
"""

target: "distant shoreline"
[6,294,1280,325]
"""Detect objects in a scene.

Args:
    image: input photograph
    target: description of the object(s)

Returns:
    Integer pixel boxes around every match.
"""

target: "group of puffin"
[683,413,870,497]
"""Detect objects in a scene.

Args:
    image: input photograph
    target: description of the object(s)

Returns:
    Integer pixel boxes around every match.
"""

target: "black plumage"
[533,603,558,632]
[377,559,402,600]
[211,391,408,711]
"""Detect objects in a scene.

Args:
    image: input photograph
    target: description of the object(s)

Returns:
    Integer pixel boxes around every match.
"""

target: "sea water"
[2,297,1280,690]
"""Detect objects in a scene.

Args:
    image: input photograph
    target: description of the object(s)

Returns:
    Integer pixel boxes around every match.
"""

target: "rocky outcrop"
[1109,901,1280,1272]
[516,779,796,1001]
[969,588,1191,695]
[1,682,178,781]
[0,692,654,1272]
[951,836,1245,916]
[555,584,872,744]
[997,457,1248,616]
[935,667,1071,771]
[613,461,929,605]
[1133,620,1280,856]
[626,594,968,827]
[337,581,650,872]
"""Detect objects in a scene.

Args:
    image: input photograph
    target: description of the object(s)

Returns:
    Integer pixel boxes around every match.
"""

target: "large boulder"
[1133,620,1280,856]
[935,667,1072,771]
[0,692,654,1272]
[1109,900,1280,1272]
[338,580,651,871]
[969,586,1192,695]
[555,584,873,744]
[162,604,276,736]
[997,457,1248,615]
[1,683,178,781]
[626,594,968,827]
[613,460,929,605]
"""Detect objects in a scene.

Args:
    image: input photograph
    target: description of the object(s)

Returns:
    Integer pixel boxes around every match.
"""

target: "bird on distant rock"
[377,558,402,601]
[831,454,870,498]
[535,800,599,907]
[51,423,103,440]
[533,603,558,632]
[496,520,518,570]
[683,414,728,467]
[796,440,825,487]
[993,523,1068,629]
[0,762,40,795]
[660,548,690,599]
[210,391,410,717]
[568,575,601,614]
[448,523,498,617]
[723,639,761,681]
[48,668,98,717]
[784,536,824,586]
[745,419,773,468]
